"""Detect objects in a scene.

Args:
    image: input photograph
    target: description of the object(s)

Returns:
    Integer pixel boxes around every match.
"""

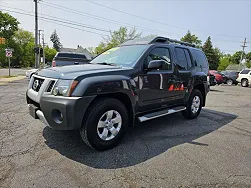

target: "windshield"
[90,45,148,67]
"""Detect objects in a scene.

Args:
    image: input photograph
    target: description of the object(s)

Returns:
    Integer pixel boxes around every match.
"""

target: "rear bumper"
[27,94,96,130]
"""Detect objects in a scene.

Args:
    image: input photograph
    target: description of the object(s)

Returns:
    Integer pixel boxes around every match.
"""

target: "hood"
[37,64,133,79]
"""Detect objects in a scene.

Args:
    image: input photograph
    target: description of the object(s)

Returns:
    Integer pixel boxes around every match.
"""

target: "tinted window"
[240,70,250,74]
[57,53,87,59]
[184,49,192,69]
[146,47,171,70]
[175,48,188,70]
[230,72,238,75]
[193,50,208,68]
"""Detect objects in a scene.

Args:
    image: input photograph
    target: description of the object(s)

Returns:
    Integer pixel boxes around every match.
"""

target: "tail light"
[52,61,56,67]
[237,74,239,78]
[207,71,210,82]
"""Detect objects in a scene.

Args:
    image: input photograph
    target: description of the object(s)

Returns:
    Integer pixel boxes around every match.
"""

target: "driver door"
[138,47,180,112]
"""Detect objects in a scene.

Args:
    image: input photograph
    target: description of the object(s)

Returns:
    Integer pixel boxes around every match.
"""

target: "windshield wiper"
[96,62,117,66]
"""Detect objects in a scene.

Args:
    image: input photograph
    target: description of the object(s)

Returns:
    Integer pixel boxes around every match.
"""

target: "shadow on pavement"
[43,109,237,169]
[209,89,224,92]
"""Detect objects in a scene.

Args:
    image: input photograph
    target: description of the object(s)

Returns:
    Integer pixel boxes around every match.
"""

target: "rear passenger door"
[174,47,193,98]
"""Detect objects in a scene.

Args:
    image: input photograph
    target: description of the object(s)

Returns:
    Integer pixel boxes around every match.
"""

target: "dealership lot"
[0,79,250,188]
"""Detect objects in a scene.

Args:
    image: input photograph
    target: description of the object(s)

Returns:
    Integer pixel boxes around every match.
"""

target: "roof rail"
[150,37,196,47]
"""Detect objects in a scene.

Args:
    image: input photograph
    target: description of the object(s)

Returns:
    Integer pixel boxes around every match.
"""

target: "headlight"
[52,80,78,97]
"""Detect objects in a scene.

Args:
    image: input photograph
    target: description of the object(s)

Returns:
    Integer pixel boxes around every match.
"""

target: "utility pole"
[42,33,46,68]
[34,0,39,69]
[240,38,247,64]
[38,30,43,68]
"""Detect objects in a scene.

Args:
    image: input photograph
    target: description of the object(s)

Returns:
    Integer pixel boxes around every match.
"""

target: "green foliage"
[13,29,35,67]
[218,57,232,71]
[231,51,244,64]
[246,52,251,61]
[94,27,142,54]
[180,30,202,48]
[50,29,62,51]
[246,61,251,68]
[246,52,251,68]
[44,46,57,63]
[0,11,19,41]
[202,36,219,70]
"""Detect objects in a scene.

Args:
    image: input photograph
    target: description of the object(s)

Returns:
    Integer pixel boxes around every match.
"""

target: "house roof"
[226,64,246,71]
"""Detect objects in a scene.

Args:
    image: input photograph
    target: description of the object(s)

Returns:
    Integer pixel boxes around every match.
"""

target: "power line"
[2,4,249,44]
[40,1,179,37]
[0,8,109,36]
[1,7,249,54]
[0,5,110,33]
[84,0,246,39]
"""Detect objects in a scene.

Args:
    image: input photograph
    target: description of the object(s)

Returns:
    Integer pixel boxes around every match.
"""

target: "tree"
[231,51,244,64]
[0,11,19,41]
[245,52,251,68]
[0,11,19,67]
[13,28,35,67]
[218,58,232,71]
[245,52,251,62]
[44,46,57,63]
[202,36,219,70]
[50,29,62,51]
[181,30,202,47]
[94,27,141,54]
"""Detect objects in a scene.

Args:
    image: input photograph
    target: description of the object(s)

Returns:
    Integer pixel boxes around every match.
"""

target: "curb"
[0,76,26,86]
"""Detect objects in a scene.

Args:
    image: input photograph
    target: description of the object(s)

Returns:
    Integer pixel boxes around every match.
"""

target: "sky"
[0,0,251,54]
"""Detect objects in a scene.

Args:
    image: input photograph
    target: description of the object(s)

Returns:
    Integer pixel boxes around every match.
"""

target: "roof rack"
[150,37,196,47]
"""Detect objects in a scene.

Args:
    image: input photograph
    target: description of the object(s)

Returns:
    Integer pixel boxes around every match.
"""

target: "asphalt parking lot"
[0,79,250,188]
[0,68,27,77]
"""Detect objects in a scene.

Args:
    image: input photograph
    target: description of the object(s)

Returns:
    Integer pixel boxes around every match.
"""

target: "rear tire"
[226,79,233,85]
[80,98,128,151]
[241,79,249,87]
[182,89,203,119]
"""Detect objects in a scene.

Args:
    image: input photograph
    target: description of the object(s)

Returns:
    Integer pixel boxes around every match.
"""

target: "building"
[59,45,94,60]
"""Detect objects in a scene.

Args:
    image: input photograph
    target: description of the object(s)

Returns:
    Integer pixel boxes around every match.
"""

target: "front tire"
[241,79,249,87]
[80,98,128,151]
[182,89,203,119]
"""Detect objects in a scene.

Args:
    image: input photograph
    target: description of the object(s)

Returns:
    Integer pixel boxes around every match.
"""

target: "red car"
[209,70,225,84]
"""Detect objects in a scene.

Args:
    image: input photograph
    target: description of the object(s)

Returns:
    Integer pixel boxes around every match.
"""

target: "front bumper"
[27,94,95,130]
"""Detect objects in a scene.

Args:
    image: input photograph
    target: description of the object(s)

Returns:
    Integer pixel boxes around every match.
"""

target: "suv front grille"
[47,80,55,92]
[32,77,44,92]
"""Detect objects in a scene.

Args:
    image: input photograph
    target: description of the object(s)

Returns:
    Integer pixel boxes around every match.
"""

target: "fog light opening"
[52,109,63,124]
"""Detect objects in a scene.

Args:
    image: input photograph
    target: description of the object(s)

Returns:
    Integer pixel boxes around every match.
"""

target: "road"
[0,68,27,77]
[0,79,250,188]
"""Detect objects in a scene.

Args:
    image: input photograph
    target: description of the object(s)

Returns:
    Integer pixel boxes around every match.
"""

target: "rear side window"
[174,48,192,70]
[240,70,250,74]
[193,50,208,68]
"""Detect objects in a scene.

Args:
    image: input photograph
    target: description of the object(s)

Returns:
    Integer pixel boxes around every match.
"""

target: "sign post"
[5,49,13,77]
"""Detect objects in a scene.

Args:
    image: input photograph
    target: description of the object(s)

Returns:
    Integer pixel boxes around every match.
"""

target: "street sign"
[6,50,12,57]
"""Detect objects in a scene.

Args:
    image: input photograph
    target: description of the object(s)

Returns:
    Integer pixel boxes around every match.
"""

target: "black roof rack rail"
[150,37,196,47]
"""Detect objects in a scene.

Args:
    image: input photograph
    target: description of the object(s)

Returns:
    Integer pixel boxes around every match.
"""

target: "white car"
[26,69,38,79]
[236,69,251,87]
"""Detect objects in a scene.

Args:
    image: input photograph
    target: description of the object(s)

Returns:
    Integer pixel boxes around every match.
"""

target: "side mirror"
[148,60,164,70]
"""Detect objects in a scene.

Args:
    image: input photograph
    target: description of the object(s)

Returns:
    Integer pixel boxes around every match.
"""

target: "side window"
[146,47,172,70]
[193,50,208,68]
[184,49,192,69]
[175,48,188,70]
[240,70,250,74]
